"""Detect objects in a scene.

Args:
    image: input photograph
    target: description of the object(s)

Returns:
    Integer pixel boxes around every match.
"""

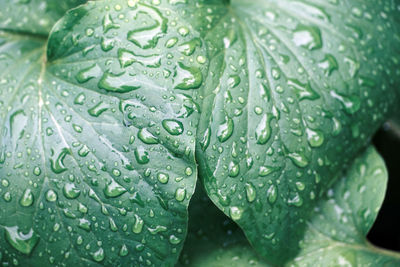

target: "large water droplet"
[306,128,325,147]
[330,91,361,115]
[98,71,140,93]
[162,119,184,135]
[45,189,57,202]
[76,64,102,84]
[50,148,71,174]
[293,25,322,50]
[245,183,256,203]
[135,146,150,164]
[104,180,127,198]
[174,62,203,90]
[229,206,243,221]
[217,116,234,143]
[178,38,202,56]
[267,184,277,204]
[5,226,39,255]
[132,214,144,234]
[20,189,34,207]
[318,54,338,76]
[63,183,80,199]
[288,151,309,168]
[255,114,272,145]
[288,79,319,101]
[92,247,105,262]
[138,128,159,144]
[127,5,167,48]
[175,188,186,202]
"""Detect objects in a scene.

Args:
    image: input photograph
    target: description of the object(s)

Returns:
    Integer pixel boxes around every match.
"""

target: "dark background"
[368,122,400,251]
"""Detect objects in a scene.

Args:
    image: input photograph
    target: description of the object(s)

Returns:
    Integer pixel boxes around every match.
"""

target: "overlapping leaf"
[194,0,400,263]
[182,147,400,266]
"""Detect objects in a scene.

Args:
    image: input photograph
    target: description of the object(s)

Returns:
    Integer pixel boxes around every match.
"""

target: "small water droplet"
[92,247,105,262]
[175,188,186,202]
[267,184,277,204]
[98,71,140,93]
[255,114,272,145]
[76,64,102,84]
[306,128,324,147]
[132,214,144,234]
[229,206,243,221]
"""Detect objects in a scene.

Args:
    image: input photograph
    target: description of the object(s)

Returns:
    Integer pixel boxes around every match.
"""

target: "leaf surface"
[194,0,400,263]
[0,1,203,265]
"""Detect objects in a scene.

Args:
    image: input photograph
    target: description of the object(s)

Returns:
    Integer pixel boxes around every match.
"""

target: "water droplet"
[50,148,71,174]
[267,184,277,204]
[46,190,57,202]
[174,62,203,90]
[20,189,34,207]
[63,183,80,199]
[255,114,272,145]
[169,235,181,245]
[223,28,237,48]
[137,128,159,144]
[288,79,319,101]
[98,71,140,93]
[200,127,211,151]
[5,226,39,255]
[104,180,127,198]
[288,151,309,168]
[88,101,109,117]
[178,38,201,56]
[78,218,91,231]
[92,248,105,262]
[162,119,184,135]
[165,37,178,48]
[33,166,41,176]
[229,206,243,221]
[102,13,120,33]
[127,5,167,48]
[132,214,144,234]
[318,54,338,76]
[118,48,161,68]
[217,116,234,143]
[119,244,129,256]
[228,75,241,88]
[157,172,169,184]
[175,188,186,202]
[330,91,361,115]
[100,37,115,52]
[288,193,303,207]
[228,161,240,177]
[134,146,150,164]
[185,167,193,176]
[306,128,325,147]
[76,64,102,84]
[293,25,322,50]
[245,183,256,203]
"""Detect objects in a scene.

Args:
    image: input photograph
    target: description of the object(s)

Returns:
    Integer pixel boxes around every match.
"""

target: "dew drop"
[306,128,325,147]
[104,180,127,198]
[20,189,34,207]
[229,206,243,221]
[63,183,80,199]
[217,116,234,143]
[45,190,57,202]
[255,114,272,145]
[245,183,256,203]
[174,62,203,90]
[162,119,184,135]
[5,226,39,255]
[293,25,322,50]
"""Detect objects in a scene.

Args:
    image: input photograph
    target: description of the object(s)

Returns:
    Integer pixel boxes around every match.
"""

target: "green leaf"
[178,185,270,267]
[180,147,400,267]
[0,1,203,265]
[194,0,400,264]
[290,146,400,266]
[0,0,87,35]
